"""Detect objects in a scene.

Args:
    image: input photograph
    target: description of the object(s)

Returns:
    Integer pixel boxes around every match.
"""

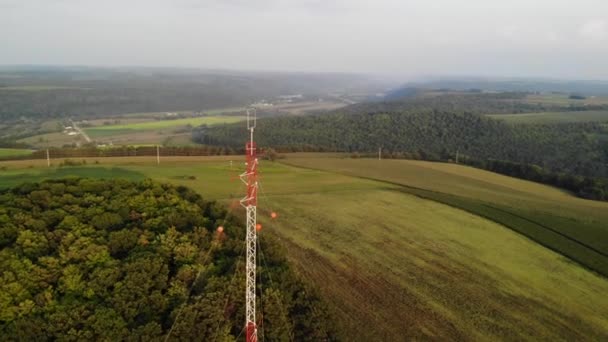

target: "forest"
[465,159,608,201]
[201,110,608,178]
[347,92,608,115]
[199,106,608,201]
[0,178,336,340]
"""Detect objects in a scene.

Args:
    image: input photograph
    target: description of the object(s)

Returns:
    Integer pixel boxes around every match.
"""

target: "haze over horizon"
[1,0,607,79]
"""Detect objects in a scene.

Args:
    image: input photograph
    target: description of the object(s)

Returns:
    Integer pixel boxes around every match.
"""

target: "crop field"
[18,131,88,148]
[488,110,608,124]
[0,154,607,340]
[524,94,608,106]
[84,115,246,138]
[0,148,33,158]
[258,100,347,115]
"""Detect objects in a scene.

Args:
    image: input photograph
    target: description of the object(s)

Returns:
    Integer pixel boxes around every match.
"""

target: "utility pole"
[46,149,50,167]
[157,145,160,165]
[456,149,459,164]
[379,147,382,160]
[239,108,258,342]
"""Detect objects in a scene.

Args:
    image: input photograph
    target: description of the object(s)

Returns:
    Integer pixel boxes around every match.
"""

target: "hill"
[396,78,608,96]
[0,67,392,144]
[0,178,335,340]
[1,155,606,340]
[0,67,384,122]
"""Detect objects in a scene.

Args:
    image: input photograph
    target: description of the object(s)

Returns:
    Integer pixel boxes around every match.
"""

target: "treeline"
[341,92,608,116]
[200,111,608,179]
[0,145,247,161]
[346,150,608,201]
[0,178,337,340]
[468,159,608,201]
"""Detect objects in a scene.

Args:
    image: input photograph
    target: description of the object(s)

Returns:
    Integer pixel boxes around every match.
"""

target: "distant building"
[278,94,303,100]
[252,101,273,107]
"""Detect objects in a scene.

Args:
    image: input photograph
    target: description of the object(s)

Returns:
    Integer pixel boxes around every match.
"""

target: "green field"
[488,110,608,124]
[524,94,608,106]
[0,148,33,158]
[0,155,607,340]
[0,85,80,91]
[84,116,246,138]
[283,156,608,274]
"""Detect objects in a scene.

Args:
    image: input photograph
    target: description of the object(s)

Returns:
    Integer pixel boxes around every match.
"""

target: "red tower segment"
[245,141,258,206]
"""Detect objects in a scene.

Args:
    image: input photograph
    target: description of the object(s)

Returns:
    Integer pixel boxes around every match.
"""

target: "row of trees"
[466,159,608,201]
[344,150,608,201]
[0,146,247,161]
[0,178,336,340]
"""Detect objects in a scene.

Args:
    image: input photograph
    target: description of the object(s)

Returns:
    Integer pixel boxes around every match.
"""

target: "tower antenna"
[240,107,258,342]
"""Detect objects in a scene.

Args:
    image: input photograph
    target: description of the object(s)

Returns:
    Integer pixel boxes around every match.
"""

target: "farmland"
[84,116,246,138]
[0,154,607,340]
[524,93,608,106]
[0,148,33,158]
[488,110,608,124]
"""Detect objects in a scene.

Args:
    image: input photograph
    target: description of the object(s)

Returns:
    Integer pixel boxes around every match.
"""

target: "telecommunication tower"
[239,108,258,342]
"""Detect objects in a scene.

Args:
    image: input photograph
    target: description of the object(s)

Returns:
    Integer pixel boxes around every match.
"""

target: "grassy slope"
[487,110,608,124]
[85,116,246,138]
[282,156,608,276]
[260,190,608,340]
[1,156,607,340]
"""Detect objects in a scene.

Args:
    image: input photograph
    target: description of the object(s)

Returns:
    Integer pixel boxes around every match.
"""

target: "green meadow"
[84,116,246,138]
[0,148,33,158]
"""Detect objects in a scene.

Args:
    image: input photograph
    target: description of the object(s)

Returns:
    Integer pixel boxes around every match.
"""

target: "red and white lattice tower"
[240,108,258,342]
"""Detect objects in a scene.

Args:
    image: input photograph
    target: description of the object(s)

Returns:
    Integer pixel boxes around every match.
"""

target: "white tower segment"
[239,108,258,342]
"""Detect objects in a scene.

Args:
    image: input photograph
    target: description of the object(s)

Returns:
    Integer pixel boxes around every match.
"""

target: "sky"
[1,0,607,79]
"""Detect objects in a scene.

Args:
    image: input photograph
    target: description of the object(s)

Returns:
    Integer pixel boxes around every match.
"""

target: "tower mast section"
[240,108,258,342]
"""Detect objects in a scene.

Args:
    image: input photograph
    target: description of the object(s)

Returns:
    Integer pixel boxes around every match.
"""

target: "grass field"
[0,155,607,340]
[488,110,608,124]
[85,116,246,138]
[0,148,33,158]
[283,156,608,275]
[261,190,608,340]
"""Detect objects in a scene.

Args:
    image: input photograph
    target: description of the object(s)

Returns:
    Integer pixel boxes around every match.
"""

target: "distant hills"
[0,66,392,122]
[387,77,608,98]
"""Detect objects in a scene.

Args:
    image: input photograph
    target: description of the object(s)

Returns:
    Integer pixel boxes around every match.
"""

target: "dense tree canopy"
[0,178,335,340]
[342,92,608,116]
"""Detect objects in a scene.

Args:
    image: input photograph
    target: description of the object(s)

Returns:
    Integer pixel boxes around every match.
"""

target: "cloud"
[497,24,561,45]
[579,19,607,41]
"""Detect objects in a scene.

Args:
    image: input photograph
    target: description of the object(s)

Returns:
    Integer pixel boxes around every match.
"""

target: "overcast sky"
[1,0,607,79]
